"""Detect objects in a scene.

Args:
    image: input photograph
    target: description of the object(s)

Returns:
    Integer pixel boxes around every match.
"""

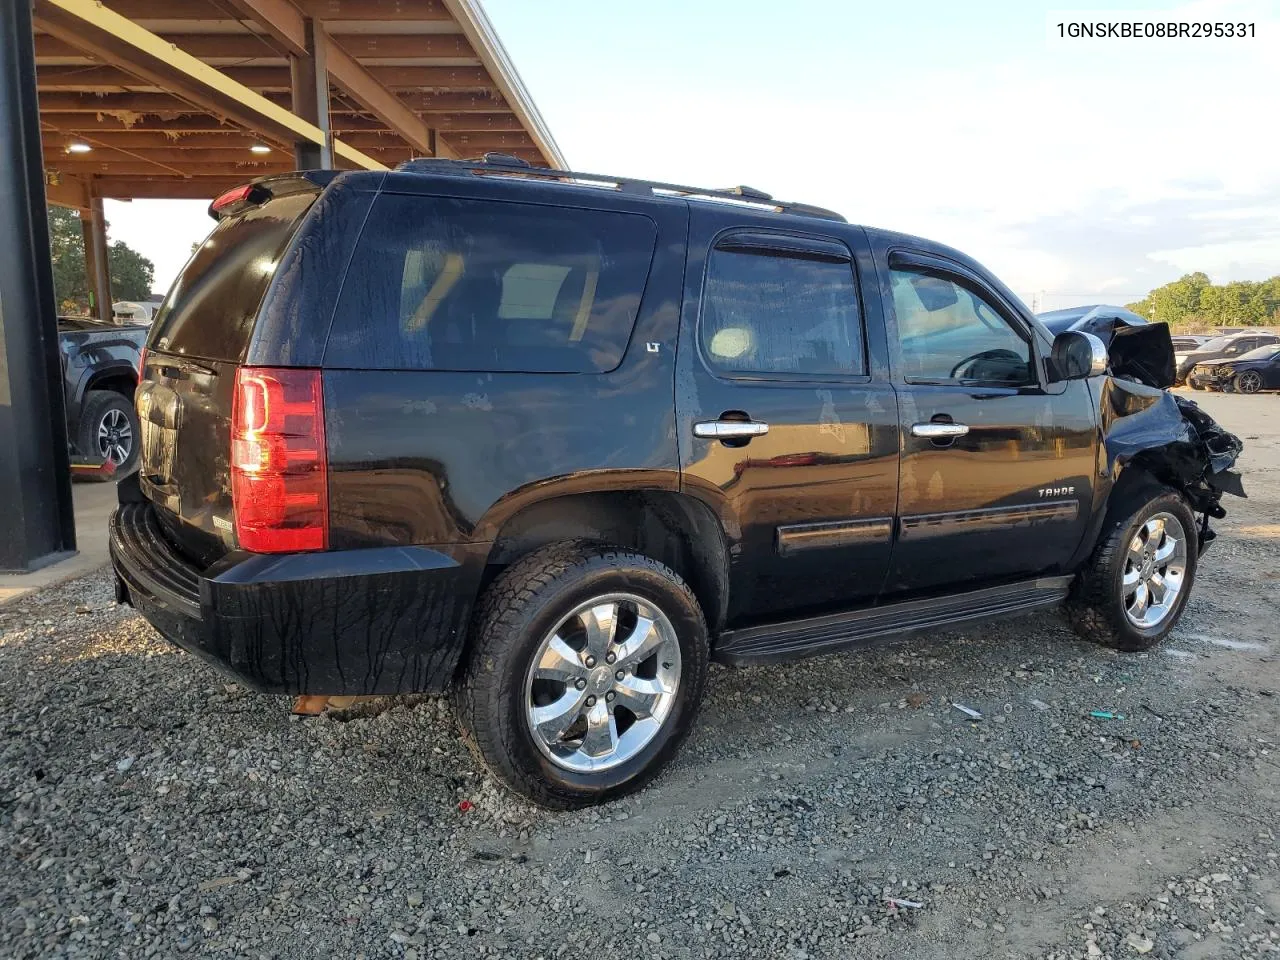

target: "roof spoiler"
[206,170,343,220]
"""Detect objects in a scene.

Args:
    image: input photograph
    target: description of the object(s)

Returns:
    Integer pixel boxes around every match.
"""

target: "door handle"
[911,422,970,439]
[693,419,769,439]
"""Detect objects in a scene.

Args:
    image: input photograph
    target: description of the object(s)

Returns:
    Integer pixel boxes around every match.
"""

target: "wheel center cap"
[587,667,612,696]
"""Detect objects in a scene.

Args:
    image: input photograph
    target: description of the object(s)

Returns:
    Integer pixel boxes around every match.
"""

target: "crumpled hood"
[1039,304,1175,388]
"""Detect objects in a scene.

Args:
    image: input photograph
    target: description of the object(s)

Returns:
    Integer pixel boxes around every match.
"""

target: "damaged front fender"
[1098,376,1245,537]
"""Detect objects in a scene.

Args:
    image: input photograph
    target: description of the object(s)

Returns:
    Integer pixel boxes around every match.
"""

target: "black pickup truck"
[59,317,146,472]
[109,159,1244,808]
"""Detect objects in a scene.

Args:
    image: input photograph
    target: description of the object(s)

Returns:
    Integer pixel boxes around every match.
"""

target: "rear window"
[149,192,315,362]
[324,195,658,372]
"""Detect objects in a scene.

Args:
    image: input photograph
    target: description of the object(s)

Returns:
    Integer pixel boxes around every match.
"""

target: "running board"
[714,575,1074,666]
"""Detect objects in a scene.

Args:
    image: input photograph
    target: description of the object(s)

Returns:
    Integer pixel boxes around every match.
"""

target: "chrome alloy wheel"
[96,407,133,465]
[1236,371,1262,394]
[1122,512,1188,629]
[524,593,682,773]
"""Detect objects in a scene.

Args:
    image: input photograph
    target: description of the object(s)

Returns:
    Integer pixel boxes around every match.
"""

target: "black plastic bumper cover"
[109,503,478,695]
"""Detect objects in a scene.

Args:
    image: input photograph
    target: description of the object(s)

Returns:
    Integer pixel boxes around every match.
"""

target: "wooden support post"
[289,19,331,169]
[81,196,111,322]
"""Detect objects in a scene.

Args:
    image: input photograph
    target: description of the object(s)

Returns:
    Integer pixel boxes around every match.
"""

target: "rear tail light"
[231,367,328,553]
[137,346,148,380]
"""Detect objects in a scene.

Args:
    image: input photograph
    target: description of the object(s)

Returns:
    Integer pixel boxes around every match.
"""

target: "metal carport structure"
[0,0,564,571]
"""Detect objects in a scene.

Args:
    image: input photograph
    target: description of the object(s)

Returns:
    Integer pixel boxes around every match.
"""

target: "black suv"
[110,158,1243,808]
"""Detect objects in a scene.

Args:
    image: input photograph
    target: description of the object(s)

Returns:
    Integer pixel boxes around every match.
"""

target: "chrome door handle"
[911,422,969,439]
[693,420,769,439]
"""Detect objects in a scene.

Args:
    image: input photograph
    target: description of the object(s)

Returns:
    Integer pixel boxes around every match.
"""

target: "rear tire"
[78,389,139,474]
[1067,486,1198,651]
[453,541,709,809]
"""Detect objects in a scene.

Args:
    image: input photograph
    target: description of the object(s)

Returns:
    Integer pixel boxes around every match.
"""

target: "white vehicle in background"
[111,300,159,325]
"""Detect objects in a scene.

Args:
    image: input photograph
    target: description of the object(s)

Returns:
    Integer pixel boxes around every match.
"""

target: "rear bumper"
[109,503,481,695]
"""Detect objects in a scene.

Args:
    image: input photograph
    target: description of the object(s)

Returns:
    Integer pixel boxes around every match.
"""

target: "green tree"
[1128,272,1280,329]
[45,206,156,314]
[108,240,154,300]
[1148,272,1210,325]
[47,206,89,313]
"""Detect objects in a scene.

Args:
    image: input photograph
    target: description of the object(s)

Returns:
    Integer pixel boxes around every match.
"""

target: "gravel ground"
[2,392,1278,960]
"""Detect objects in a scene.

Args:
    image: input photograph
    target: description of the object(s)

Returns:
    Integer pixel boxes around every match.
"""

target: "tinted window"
[325,196,657,372]
[700,246,864,378]
[890,268,1032,385]
[1237,345,1280,362]
[149,192,315,362]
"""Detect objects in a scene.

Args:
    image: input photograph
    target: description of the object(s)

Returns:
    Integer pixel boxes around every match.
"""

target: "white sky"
[104,0,1280,313]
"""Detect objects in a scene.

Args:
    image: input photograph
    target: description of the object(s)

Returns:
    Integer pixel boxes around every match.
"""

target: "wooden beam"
[322,38,433,153]
[33,0,385,171]
[88,176,268,199]
[45,145,292,164]
[40,90,513,116]
[101,0,453,19]
[44,112,525,139]
[41,113,259,133]
[36,64,494,91]
[444,132,535,150]
[221,0,307,56]
[82,196,112,322]
[296,0,452,20]
[38,32,478,61]
[325,34,476,59]
[47,159,290,177]
[44,131,273,150]
[43,172,91,209]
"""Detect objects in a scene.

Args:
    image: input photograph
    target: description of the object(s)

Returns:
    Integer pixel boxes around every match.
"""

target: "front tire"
[454,541,709,809]
[1235,371,1263,394]
[1067,486,1198,651]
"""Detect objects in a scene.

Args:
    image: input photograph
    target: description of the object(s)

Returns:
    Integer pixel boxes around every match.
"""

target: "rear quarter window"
[324,195,658,373]
[149,192,315,362]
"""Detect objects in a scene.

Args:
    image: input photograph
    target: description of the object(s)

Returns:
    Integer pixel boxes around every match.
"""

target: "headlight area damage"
[1064,306,1246,553]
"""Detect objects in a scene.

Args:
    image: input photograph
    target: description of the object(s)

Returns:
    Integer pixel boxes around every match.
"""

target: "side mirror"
[1049,331,1108,382]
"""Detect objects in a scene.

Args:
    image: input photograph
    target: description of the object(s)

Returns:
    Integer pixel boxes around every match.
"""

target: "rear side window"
[700,245,865,378]
[325,195,658,372]
[149,192,315,362]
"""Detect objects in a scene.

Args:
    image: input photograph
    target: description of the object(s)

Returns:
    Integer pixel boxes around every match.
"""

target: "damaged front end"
[1047,305,1246,553]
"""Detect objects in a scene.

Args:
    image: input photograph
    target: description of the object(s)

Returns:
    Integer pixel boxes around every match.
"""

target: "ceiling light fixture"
[249,144,271,154]
[66,142,92,154]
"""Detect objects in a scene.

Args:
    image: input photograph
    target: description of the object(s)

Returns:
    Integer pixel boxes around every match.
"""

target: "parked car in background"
[110,159,1243,808]
[59,317,147,472]
[1189,344,1280,393]
[1176,331,1280,385]
[1170,335,1209,352]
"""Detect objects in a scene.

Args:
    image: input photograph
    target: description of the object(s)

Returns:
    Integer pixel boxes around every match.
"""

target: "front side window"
[889,268,1033,385]
[700,245,865,378]
[326,196,657,372]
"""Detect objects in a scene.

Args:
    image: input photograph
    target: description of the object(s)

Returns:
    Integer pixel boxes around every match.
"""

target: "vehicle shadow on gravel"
[1,558,1276,960]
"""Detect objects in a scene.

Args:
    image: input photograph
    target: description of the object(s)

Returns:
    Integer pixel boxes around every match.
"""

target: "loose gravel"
[2,392,1277,960]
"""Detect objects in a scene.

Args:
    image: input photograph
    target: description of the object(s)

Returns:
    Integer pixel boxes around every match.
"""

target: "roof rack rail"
[395,154,846,222]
